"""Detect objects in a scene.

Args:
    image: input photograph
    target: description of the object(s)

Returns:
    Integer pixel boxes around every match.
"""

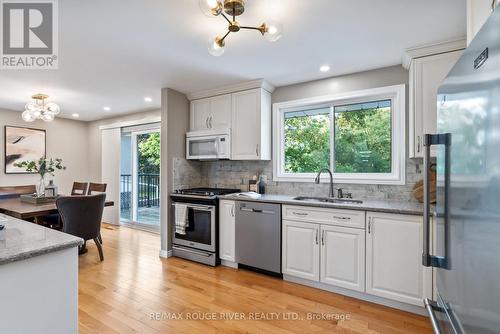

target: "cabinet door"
[231,89,261,160]
[366,212,432,306]
[320,225,365,292]
[190,98,211,131]
[409,50,462,158]
[467,0,496,45]
[219,200,235,262]
[210,94,232,130]
[282,220,320,281]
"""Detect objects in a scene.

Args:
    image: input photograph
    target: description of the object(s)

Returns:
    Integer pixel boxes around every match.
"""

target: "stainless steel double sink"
[293,196,363,204]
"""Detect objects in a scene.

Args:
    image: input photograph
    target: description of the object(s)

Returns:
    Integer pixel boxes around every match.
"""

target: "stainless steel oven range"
[170,188,240,266]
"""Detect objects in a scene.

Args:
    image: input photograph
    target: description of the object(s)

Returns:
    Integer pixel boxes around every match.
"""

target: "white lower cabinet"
[282,205,431,310]
[321,225,365,292]
[282,220,320,281]
[282,210,365,291]
[366,212,432,306]
[219,200,236,263]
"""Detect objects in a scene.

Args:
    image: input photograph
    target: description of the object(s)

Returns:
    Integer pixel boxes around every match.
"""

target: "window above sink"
[272,85,406,185]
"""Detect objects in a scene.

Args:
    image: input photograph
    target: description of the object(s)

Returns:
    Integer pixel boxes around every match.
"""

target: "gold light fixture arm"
[220,30,231,44]
[220,12,232,24]
[240,23,267,35]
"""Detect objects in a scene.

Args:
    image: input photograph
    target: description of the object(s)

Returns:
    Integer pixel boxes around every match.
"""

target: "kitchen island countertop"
[0,214,83,265]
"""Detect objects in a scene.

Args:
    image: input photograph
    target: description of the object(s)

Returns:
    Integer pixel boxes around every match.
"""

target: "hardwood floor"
[78,224,432,334]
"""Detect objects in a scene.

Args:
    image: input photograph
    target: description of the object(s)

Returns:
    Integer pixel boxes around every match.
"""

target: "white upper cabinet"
[219,200,236,263]
[365,212,432,307]
[404,39,465,158]
[467,0,498,45]
[209,94,232,130]
[187,80,274,161]
[190,94,231,131]
[231,88,272,160]
[190,98,211,131]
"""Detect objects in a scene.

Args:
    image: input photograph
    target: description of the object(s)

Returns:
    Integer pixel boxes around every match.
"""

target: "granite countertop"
[0,214,83,265]
[221,194,424,216]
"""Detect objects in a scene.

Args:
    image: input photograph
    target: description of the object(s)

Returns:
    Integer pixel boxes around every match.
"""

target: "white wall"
[160,88,189,254]
[272,65,408,103]
[0,108,90,194]
[86,109,161,182]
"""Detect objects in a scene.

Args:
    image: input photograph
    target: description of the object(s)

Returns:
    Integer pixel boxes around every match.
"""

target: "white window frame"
[272,84,406,185]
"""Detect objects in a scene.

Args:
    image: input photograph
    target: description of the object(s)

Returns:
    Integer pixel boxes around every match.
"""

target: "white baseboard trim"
[283,275,427,316]
[159,249,172,258]
[220,259,238,269]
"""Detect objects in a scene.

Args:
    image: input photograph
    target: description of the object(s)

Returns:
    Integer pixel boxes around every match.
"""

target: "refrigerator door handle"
[422,133,451,269]
[424,298,444,334]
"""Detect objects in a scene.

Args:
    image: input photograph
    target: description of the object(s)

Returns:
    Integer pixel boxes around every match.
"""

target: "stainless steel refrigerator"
[422,7,500,334]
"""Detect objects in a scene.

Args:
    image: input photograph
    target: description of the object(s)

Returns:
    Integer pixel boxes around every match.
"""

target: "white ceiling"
[0,0,466,121]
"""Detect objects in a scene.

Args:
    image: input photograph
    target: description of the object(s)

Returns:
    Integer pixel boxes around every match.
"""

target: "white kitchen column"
[101,128,121,225]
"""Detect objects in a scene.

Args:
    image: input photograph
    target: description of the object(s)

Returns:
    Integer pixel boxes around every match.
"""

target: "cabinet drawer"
[283,205,365,229]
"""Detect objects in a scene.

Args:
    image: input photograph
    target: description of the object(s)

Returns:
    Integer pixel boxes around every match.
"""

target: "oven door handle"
[171,203,214,211]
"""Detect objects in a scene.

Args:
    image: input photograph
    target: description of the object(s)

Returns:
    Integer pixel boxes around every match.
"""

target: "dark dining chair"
[87,182,107,244]
[0,185,36,199]
[71,182,88,195]
[56,193,106,261]
[87,182,107,195]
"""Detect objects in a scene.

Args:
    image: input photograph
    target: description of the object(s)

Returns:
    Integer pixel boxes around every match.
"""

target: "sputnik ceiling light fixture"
[22,94,60,122]
[200,0,283,56]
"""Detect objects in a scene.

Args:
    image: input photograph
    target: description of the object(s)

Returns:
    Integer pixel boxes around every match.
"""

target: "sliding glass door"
[120,124,160,231]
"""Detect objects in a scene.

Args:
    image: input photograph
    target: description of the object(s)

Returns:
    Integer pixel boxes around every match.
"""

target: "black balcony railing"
[120,174,160,210]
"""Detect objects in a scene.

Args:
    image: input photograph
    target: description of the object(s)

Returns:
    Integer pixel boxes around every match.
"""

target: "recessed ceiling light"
[103,106,111,111]
[320,65,330,73]
[72,113,79,118]
[144,97,152,103]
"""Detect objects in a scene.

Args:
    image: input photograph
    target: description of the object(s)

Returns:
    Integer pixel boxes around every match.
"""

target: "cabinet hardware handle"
[256,144,259,156]
[321,230,325,245]
[231,206,234,217]
[292,212,308,216]
[206,117,209,128]
[333,216,350,220]
[368,217,371,234]
[417,136,421,153]
[315,229,319,245]
[209,116,213,128]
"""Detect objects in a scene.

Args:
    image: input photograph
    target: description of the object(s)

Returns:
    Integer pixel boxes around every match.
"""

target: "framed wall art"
[4,126,46,174]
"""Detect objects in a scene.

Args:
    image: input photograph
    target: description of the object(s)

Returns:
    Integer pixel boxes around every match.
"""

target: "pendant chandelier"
[22,94,60,122]
[200,0,283,56]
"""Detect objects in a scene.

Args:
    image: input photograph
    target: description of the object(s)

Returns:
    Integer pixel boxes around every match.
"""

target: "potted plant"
[14,158,66,197]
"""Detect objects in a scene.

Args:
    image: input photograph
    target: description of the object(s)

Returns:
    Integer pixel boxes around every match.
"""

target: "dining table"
[0,196,114,222]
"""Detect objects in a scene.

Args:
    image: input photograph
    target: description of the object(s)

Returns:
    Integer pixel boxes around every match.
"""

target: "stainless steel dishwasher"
[235,201,281,276]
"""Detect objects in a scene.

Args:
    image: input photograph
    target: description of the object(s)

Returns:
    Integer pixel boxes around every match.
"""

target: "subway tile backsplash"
[173,158,422,202]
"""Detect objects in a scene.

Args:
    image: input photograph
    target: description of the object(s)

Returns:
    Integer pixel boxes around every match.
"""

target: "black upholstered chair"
[87,182,107,245]
[56,193,106,261]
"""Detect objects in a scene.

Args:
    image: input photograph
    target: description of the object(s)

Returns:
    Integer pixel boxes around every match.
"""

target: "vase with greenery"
[14,158,66,197]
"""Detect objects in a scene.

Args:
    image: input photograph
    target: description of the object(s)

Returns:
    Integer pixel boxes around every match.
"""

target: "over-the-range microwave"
[186,129,231,160]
